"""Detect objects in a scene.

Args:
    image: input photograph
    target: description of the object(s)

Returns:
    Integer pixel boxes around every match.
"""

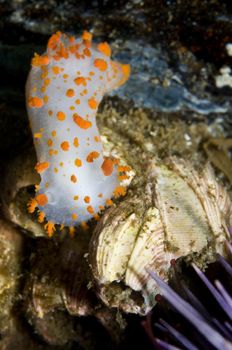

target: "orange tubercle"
[82,31,92,42]
[60,141,70,151]
[44,221,55,237]
[28,96,44,108]
[71,174,77,183]
[72,213,78,220]
[74,77,87,86]
[31,53,50,67]
[35,161,50,173]
[73,114,92,129]
[87,205,94,214]
[57,111,66,121]
[38,211,45,223]
[73,137,79,147]
[97,42,111,57]
[106,199,113,207]
[35,194,48,206]
[94,58,108,71]
[86,151,100,163]
[47,32,61,50]
[113,186,126,198]
[27,198,37,213]
[84,196,90,203]
[101,158,114,176]
[88,97,98,109]
[75,158,82,167]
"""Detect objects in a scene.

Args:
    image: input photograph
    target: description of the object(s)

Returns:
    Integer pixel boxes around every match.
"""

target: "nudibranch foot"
[26,31,130,235]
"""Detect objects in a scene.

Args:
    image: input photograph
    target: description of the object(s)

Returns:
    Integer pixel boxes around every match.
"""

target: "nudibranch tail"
[26,31,130,235]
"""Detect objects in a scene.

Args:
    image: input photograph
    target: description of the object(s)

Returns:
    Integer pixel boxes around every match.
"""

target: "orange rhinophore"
[26,31,130,235]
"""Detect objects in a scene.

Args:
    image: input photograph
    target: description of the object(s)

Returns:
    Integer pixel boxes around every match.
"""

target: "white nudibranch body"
[26,31,130,236]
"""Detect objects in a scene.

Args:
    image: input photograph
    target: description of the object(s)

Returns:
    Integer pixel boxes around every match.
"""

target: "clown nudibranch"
[26,31,130,236]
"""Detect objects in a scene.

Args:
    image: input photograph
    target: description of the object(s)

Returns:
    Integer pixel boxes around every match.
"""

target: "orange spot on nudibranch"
[118,165,131,172]
[101,158,114,176]
[48,32,61,50]
[57,111,66,121]
[84,48,91,57]
[44,221,55,237]
[66,89,75,97]
[94,58,107,71]
[75,158,82,167]
[87,205,94,214]
[106,199,113,206]
[94,136,100,142]
[60,141,70,151]
[88,97,98,109]
[38,211,45,223]
[44,78,50,86]
[52,66,60,74]
[84,196,90,203]
[32,53,50,66]
[93,213,100,221]
[28,96,44,108]
[97,42,111,56]
[35,162,50,173]
[36,194,48,206]
[43,95,49,103]
[73,195,79,201]
[34,133,42,139]
[118,64,131,86]
[73,114,92,129]
[113,186,126,198]
[82,31,92,42]
[41,69,48,79]
[27,198,37,213]
[74,77,87,86]
[72,213,78,220]
[86,151,100,163]
[71,175,77,183]
[47,139,53,147]
[73,137,79,147]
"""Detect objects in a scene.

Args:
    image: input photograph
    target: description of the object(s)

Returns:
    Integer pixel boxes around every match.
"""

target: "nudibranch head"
[26,31,130,235]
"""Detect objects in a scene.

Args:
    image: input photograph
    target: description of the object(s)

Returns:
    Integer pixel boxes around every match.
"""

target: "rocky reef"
[0,1,232,349]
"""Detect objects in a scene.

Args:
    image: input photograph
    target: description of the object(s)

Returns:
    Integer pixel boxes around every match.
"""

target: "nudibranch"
[26,31,130,236]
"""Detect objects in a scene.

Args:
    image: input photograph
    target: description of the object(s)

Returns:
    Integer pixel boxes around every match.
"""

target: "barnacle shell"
[89,157,232,314]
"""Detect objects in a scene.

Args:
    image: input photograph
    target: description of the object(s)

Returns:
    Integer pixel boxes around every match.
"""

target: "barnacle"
[89,157,232,314]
